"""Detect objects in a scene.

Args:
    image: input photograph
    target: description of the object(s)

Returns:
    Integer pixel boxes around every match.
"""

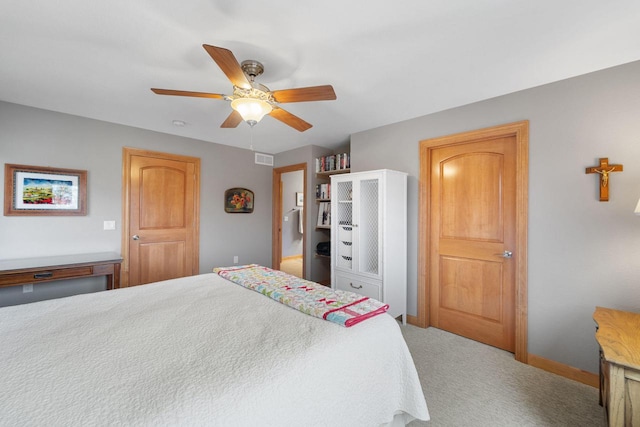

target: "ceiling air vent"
[255,152,274,166]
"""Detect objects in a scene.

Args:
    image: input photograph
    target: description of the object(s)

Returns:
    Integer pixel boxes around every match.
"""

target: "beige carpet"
[401,326,604,427]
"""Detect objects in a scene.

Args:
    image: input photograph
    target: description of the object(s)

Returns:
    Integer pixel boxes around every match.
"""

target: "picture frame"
[4,164,87,216]
[224,187,254,213]
[296,192,304,207]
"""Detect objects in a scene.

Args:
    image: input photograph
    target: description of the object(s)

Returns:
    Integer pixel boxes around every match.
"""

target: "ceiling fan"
[151,44,337,132]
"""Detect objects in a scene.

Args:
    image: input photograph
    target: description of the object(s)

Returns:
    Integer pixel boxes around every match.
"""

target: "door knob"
[500,250,513,258]
[132,235,140,240]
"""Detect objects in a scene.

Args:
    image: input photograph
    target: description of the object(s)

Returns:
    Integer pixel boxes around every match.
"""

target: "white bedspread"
[0,273,429,426]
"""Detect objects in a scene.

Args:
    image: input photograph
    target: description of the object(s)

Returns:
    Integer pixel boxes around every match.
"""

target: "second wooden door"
[427,131,519,352]
[122,148,200,287]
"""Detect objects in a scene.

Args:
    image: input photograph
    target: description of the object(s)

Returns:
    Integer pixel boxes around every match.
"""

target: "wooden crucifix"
[585,157,623,201]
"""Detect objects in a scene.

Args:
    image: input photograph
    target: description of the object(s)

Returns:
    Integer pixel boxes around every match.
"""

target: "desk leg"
[106,263,122,290]
[113,263,121,289]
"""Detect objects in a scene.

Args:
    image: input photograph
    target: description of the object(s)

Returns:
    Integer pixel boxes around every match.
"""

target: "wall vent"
[255,152,274,166]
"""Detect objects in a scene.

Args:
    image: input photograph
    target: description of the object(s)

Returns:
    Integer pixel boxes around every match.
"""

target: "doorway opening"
[272,163,307,278]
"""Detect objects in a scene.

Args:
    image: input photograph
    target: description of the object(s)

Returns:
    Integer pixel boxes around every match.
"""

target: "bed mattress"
[0,272,429,426]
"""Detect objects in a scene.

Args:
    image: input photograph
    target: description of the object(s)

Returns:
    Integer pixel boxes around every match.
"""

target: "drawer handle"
[342,241,352,246]
[33,272,53,279]
[350,282,363,290]
[341,256,352,261]
[342,226,352,231]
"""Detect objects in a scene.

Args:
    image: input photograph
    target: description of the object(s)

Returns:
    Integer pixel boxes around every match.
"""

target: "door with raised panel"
[122,148,200,287]
[429,136,517,352]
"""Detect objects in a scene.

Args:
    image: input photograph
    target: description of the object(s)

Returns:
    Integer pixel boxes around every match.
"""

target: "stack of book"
[315,183,331,200]
[315,153,350,173]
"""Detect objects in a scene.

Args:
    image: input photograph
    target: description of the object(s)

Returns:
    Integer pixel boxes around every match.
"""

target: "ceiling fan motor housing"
[235,60,273,104]
[241,60,264,80]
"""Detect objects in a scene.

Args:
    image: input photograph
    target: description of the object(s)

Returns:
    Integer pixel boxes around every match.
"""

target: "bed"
[0,268,429,426]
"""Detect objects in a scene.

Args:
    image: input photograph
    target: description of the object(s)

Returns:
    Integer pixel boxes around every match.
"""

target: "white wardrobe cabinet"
[330,169,407,323]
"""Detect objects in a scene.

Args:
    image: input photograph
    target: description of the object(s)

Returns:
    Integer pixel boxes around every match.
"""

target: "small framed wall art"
[4,164,87,216]
[224,187,254,213]
[296,192,304,207]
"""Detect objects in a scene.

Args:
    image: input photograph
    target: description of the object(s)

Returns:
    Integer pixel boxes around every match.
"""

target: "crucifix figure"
[585,157,623,201]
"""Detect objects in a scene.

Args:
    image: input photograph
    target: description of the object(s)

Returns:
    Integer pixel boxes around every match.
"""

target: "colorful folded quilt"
[213,264,389,327]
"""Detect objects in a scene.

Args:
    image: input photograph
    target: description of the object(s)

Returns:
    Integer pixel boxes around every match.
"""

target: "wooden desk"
[0,252,122,290]
[594,306,640,426]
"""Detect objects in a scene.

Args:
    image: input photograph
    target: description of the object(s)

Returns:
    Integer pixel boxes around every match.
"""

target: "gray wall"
[351,60,640,373]
[5,59,639,374]
[0,102,273,305]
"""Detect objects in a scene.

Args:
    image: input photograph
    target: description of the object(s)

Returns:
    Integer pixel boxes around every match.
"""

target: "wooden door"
[122,148,200,287]
[419,121,528,358]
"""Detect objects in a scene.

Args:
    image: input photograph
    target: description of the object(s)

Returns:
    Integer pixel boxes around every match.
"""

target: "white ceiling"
[2,1,640,154]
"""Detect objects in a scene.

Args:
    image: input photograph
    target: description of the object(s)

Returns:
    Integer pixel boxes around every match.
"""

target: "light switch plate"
[103,220,116,230]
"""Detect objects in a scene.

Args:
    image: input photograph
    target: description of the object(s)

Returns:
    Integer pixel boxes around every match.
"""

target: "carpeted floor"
[401,325,605,427]
[280,256,303,278]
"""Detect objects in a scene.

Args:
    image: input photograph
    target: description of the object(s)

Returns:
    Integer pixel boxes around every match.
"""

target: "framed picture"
[224,187,254,213]
[4,164,87,216]
[316,202,331,227]
[296,192,304,207]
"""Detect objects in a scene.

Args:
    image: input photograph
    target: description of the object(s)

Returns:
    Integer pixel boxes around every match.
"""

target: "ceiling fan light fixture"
[152,45,334,132]
[231,98,272,125]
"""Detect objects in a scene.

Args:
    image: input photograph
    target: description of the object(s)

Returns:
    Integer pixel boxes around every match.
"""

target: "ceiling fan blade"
[220,110,243,128]
[269,107,312,132]
[271,85,336,103]
[151,88,225,99]
[202,44,251,89]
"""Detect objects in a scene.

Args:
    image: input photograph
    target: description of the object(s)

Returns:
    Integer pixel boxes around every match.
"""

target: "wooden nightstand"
[594,306,640,426]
